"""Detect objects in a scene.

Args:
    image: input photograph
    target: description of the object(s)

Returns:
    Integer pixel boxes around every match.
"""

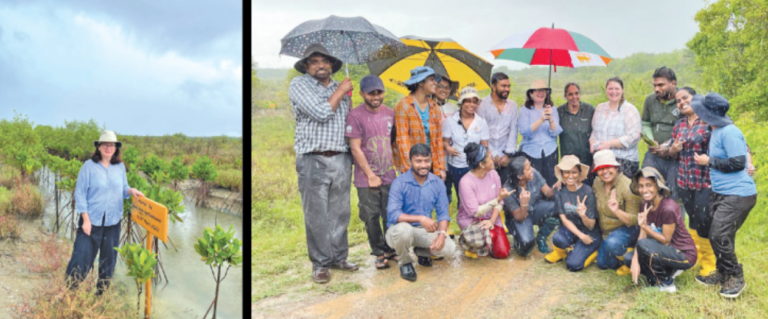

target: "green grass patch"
[326,282,364,295]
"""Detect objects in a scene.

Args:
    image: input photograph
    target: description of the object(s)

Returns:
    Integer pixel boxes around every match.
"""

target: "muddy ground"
[252,243,637,319]
[0,219,51,319]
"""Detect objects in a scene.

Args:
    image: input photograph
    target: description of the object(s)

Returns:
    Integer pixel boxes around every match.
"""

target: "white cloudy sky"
[253,0,708,70]
[0,0,242,136]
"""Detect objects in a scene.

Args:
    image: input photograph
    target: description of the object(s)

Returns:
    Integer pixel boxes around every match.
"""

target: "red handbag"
[489,225,510,259]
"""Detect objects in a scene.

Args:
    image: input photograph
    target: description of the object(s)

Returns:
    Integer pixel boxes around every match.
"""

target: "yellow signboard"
[131,196,168,243]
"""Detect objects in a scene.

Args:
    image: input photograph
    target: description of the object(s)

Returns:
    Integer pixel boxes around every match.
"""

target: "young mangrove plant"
[194,224,242,319]
[115,243,158,319]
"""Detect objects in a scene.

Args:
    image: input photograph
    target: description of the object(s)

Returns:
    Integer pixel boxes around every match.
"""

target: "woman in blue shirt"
[518,80,563,187]
[691,93,757,299]
[65,130,144,294]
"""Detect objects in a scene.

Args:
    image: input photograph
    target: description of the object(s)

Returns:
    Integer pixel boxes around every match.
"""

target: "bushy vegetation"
[10,270,135,319]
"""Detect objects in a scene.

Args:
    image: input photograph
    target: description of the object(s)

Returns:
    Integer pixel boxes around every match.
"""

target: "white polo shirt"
[442,112,490,168]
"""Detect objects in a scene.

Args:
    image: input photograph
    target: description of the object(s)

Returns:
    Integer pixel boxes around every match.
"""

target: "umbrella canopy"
[489,27,613,68]
[367,36,493,97]
[280,15,405,65]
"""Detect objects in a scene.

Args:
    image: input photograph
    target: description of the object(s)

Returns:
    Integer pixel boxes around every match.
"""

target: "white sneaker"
[659,281,677,293]
[672,269,684,278]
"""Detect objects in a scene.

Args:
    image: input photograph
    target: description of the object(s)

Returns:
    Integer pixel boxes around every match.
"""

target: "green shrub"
[138,154,169,177]
[12,183,44,218]
[0,186,12,216]
[0,165,20,189]
[215,168,241,192]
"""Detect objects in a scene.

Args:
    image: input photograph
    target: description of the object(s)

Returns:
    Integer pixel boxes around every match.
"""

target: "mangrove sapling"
[115,243,158,319]
[191,156,218,207]
[194,224,242,319]
[168,156,189,192]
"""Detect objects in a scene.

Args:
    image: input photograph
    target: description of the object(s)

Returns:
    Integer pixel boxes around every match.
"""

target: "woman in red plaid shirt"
[653,86,715,278]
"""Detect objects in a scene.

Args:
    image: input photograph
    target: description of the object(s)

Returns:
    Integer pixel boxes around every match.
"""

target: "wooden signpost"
[132,196,169,318]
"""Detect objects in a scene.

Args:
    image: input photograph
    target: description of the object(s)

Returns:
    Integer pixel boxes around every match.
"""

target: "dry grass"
[20,233,70,273]
[0,214,23,239]
[9,271,135,319]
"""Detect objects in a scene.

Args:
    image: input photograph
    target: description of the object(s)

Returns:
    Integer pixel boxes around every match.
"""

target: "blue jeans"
[596,225,640,270]
[446,164,470,205]
[553,226,602,272]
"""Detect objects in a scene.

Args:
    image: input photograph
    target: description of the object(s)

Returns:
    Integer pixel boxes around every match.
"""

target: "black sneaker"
[418,256,433,267]
[696,271,724,286]
[720,274,747,298]
[400,263,417,282]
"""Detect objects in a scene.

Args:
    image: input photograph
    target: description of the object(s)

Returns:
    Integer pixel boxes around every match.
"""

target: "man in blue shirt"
[386,143,455,282]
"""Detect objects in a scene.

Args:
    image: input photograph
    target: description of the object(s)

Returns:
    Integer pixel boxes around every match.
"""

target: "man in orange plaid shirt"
[393,66,446,181]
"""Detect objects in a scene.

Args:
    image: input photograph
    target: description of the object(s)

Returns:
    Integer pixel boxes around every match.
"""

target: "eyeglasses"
[437,85,450,90]
[100,143,116,149]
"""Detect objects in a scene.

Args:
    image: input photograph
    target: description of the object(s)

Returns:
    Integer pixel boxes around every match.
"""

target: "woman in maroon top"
[623,167,697,293]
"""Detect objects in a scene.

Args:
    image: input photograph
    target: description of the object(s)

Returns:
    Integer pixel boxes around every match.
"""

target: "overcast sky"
[253,0,708,70]
[0,0,242,137]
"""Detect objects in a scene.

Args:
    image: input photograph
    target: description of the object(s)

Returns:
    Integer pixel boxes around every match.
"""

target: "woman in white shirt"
[443,86,489,206]
[590,77,642,178]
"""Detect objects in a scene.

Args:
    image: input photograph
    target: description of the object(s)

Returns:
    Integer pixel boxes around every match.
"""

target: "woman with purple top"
[517,79,563,187]
[625,167,697,293]
[457,143,512,258]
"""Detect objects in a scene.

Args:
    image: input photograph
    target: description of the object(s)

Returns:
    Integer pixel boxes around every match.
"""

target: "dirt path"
[252,247,635,319]
[0,219,50,319]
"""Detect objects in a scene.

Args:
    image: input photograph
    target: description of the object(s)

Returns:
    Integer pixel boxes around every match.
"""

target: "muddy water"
[36,169,243,318]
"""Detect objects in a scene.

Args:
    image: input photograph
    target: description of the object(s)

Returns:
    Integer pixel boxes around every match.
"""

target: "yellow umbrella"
[367,36,494,97]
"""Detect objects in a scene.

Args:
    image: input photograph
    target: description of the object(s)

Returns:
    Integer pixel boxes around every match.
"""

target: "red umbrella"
[489,24,612,86]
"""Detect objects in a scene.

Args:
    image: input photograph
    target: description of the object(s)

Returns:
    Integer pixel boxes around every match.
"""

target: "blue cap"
[691,93,733,127]
[402,66,435,85]
[360,75,385,93]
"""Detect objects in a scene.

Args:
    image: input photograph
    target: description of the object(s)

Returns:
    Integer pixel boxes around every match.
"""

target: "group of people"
[288,43,757,299]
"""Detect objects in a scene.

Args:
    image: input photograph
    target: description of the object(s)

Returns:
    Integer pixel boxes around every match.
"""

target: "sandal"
[384,252,399,262]
[375,255,390,269]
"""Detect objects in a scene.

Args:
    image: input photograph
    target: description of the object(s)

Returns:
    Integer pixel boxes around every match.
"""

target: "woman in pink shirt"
[457,143,512,258]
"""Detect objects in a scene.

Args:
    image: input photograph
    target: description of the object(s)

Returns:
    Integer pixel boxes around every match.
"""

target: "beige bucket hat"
[458,86,480,105]
[526,79,551,95]
[592,150,621,173]
[631,167,671,197]
[555,155,590,182]
[94,130,122,148]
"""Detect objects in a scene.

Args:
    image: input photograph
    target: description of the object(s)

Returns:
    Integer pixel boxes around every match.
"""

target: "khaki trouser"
[385,222,456,266]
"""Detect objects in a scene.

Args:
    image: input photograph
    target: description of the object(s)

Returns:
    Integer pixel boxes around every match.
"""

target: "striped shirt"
[74,160,131,227]
[591,101,642,162]
[289,74,350,154]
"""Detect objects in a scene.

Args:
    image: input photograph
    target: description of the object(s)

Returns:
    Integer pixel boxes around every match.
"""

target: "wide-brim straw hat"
[526,79,551,95]
[293,43,343,74]
[592,150,620,173]
[631,167,671,197]
[458,86,480,105]
[555,155,590,182]
[94,130,122,148]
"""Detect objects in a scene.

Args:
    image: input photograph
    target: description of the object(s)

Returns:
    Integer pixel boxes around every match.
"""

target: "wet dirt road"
[253,249,633,319]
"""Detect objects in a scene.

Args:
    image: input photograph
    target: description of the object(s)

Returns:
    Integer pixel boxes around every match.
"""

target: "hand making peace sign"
[576,195,588,217]
[638,203,652,226]
[607,189,619,213]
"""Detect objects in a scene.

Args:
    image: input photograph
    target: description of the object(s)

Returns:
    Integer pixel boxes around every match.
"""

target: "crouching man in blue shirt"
[386,143,456,282]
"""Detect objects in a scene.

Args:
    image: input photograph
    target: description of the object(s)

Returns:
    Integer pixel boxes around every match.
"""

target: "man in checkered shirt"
[288,44,357,284]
